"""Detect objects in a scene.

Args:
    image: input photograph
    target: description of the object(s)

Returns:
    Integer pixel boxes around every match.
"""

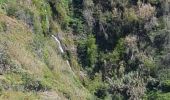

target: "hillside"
[0,0,170,100]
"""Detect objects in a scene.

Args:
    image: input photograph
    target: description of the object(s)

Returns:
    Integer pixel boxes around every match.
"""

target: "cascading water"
[51,35,85,89]
[52,35,73,70]
[52,35,64,53]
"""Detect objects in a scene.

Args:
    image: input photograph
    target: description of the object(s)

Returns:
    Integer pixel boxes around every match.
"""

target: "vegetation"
[0,0,169,99]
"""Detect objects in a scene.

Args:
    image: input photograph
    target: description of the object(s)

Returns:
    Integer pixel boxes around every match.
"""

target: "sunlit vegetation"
[0,0,169,99]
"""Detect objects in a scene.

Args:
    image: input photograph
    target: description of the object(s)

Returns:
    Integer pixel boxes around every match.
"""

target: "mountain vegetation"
[0,0,169,100]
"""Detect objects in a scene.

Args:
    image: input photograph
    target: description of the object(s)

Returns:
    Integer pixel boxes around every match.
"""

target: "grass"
[0,0,94,99]
[0,91,40,100]
[0,13,92,99]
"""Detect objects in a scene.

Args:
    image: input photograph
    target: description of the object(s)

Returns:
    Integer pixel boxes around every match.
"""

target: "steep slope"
[0,14,91,99]
[0,0,170,100]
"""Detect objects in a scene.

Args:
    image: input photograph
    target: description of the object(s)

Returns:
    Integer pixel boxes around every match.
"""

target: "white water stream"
[52,35,74,74]
[52,35,64,53]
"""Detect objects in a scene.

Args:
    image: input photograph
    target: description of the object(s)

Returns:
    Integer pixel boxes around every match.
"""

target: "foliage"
[83,73,109,99]
[147,91,170,100]
[0,45,10,74]
[0,0,169,99]
[86,34,98,68]
[143,58,156,70]
[0,13,92,99]
[21,73,48,91]
[78,34,98,71]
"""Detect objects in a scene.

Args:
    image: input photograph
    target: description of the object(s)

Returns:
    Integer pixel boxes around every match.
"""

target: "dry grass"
[0,14,91,100]
[0,91,40,100]
[138,3,155,19]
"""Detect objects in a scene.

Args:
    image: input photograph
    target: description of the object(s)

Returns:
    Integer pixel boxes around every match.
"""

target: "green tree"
[86,34,98,68]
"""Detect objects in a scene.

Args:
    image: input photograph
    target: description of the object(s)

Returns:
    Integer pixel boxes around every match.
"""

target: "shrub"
[111,72,146,100]
[84,73,107,97]
[5,0,52,35]
[138,3,155,20]
[143,58,156,70]
[0,3,6,14]
[31,34,45,58]
[21,73,48,91]
[69,18,84,34]
[147,91,170,100]
[32,0,52,35]
[160,80,170,92]
[0,21,7,32]
[124,8,138,22]
[86,34,98,68]
[158,69,170,81]
[109,38,125,63]
[33,12,43,34]
[148,0,161,5]
[0,45,10,74]
[49,0,71,31]
[77,34,98,71]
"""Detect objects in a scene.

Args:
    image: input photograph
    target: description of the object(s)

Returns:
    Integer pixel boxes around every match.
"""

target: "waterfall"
[52,35,73,72]
[52,35,64,53]
[66,60,71,67]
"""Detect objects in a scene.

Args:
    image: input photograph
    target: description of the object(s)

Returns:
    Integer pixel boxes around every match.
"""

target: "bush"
[0,45,10,74]
[83,73,107,98]
[124,8,138,22]
[69,18,84,34]
[86,34,98,68]
[31,34,45,58]
[5,0,52,35]
[148,0,161,5]
[143,58,156,70]
[21,73,48,91]
[48,0,71,31]
[106,38,125,64]
[138,3,155,20]
[158,69,170,81]
[77,34,98,70]
[161,80,170,92]
[0,21,7,32]
[147,91,170,100]
[110,72,146,100]
[33,0,51,34]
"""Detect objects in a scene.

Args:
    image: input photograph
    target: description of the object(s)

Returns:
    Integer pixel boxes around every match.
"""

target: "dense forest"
[0,0,169,99]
